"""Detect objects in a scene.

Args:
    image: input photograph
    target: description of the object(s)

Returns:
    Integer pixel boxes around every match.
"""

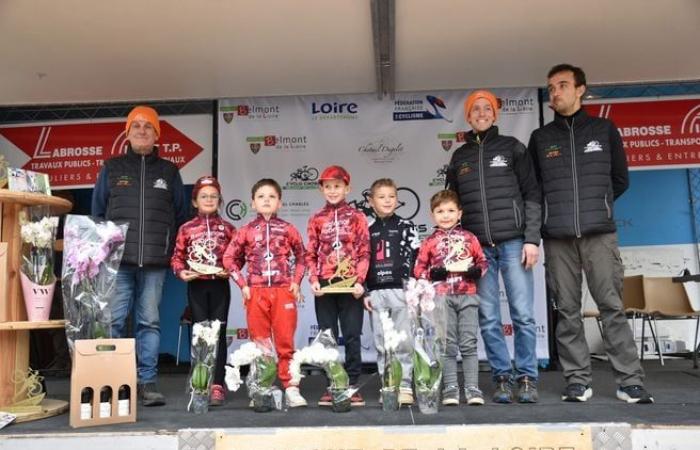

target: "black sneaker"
[517,376,539,403]
[616,385,654,404]
[561,383,593,402]
[492,375,513,404]
[138,382,166,407]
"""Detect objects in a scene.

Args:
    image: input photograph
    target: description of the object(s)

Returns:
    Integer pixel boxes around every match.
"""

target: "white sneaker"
[285,387,308,408]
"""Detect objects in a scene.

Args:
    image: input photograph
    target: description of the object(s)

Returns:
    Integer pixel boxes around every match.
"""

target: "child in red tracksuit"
[171,176,236,406]
[306,165,371,407]
[414,190,488,406]
[223,178,308,407]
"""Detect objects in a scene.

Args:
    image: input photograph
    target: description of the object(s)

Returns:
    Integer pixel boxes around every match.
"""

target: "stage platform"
[2,358,700,449]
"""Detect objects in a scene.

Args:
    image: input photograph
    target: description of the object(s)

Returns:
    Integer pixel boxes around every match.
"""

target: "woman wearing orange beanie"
[446,89,542,405]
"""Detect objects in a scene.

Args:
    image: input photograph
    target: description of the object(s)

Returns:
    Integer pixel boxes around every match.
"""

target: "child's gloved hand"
[463,266,482,280]
[429,266,448,281]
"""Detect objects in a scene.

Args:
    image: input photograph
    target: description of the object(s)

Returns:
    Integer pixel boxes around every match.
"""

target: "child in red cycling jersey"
[171,176,235,406]
[306,165,371,407]
[414,190,488,407]
[223,179,307,408]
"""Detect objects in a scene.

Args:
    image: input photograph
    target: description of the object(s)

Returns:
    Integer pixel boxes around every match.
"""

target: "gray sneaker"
[138,382,166,407]
[492,375,513,404]
[464,386,485,405]
[516,376,539,403]
[441,386,460,406]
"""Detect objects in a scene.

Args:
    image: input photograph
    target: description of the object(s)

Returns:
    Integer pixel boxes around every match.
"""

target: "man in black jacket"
[528,64,652,404]
[92,106,187,406]
[447,90,541,404]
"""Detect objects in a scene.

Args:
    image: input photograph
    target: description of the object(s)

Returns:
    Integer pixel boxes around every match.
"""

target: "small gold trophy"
[187,238,223,275]
[321,255,358,293]
[443,236,473,272]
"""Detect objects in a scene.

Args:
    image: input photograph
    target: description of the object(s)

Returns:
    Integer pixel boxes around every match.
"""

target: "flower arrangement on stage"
[61,215,128,349]
[188,320,221,413]
[20,211,59,285]
[18,209,59,321]
[405,277,446,414]
[225,339,279,412]
[289,329,353,412]
[405,277,436,315]
[379,311,407,410]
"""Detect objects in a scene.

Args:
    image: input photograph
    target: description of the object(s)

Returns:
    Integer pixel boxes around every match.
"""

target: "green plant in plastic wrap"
[412,329,443,393]
[326,360,349,390]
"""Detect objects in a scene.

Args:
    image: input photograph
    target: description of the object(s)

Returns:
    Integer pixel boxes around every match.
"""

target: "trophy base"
[188,261,223,275]
[445,260,471,272]
[320,286,357,294]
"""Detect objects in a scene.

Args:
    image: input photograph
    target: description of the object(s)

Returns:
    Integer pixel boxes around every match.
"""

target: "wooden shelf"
[1,189,73,415]
[0,189,72,215]
[0,320,66,331]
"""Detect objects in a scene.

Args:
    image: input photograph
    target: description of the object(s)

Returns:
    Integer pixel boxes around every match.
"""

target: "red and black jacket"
[223,214,305,288]
[171,213,236,279]
[414,225,487,295]
[305,201,370,285]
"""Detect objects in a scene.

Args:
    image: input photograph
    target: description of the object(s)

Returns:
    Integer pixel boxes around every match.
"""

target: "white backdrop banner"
[218,89,549,363]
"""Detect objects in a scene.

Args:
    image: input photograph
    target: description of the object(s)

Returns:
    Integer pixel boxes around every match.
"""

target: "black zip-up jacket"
[446,126,542,246]
[366,214,420,290]
[92,146,187,267]
[527,108,629,239]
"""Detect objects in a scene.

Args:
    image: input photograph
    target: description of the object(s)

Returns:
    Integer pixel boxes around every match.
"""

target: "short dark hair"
[430,190,461,212]
[251,178,282,199]
[369,178,397,197]
[547,63,587,88]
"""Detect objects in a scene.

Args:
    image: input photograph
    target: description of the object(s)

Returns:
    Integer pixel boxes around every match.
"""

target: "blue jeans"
[111,266,166,384]
[477,238,538,381]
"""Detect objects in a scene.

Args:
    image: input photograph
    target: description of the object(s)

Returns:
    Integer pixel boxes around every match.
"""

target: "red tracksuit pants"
[246,286,298,388]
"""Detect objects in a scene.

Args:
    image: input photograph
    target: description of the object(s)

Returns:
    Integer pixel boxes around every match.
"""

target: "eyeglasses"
[197,194,220,201]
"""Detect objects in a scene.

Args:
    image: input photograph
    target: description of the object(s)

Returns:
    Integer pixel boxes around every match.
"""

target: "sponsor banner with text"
[0,115,212,189]
[584,97,700,169]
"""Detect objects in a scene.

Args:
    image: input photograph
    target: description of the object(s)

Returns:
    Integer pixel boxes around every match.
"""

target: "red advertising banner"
[583,98,700,169]
[0,121,203,188]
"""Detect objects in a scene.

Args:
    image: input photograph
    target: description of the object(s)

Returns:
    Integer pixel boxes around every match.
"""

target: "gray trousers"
[368,289,414,390]
[442,294,480,393]
[544,232,644,387]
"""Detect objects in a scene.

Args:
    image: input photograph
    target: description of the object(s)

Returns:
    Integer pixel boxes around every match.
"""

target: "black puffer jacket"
[446,126,541,246]
[96,146,186,267]
[527,108,629,239]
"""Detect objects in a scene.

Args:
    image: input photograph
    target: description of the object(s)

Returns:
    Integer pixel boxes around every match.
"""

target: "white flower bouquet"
[18,208,59,321]
[225,338,279,412]
[289,329,353,412]
[379,311,407,410]
[188,319,221,413]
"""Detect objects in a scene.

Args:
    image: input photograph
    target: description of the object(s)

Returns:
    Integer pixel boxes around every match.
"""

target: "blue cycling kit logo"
[393,95,453,122]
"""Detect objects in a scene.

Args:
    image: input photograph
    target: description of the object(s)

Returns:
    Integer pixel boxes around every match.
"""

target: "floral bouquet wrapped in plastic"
[19,208,59,321]
[378,311,408,411]
[226,338,280,412]
[405,278,446,414]
[61,215,128,350]
[289,329,353,412]
[187,320,221,413]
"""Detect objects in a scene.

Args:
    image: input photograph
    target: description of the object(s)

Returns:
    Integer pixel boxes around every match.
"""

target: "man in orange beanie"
[92,105,188,406]
[447,89,542,404]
